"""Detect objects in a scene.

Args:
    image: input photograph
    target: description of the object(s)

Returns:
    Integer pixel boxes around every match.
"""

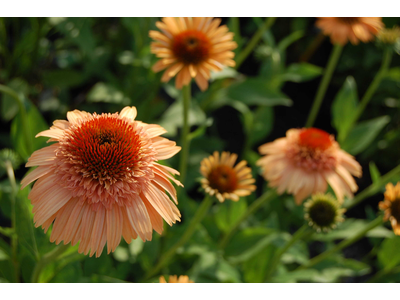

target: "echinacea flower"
[304,193,345,232]
[257,128,362,205]
[316,17,384,46]
[159,275,194,283]
[149,17,237,91]
[377,26,400,45]
[21,106,182,257]
[379,182,400,235]
[200,151,256,203]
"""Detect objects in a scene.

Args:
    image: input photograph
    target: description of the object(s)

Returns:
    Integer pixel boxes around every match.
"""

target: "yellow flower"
[159,275,194,283]
[379,182,400,235]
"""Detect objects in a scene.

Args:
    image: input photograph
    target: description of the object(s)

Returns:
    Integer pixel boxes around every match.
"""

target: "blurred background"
[0,17,400,283]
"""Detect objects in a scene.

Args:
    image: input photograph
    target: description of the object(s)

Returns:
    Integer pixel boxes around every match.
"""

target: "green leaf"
[243,244,276,283]
[158,97,207,137]
[248,106,274,147]
[1,78,29,121]
[369,161,381,184]
[15,188,40,260]
[279,63,323,83]
[277,30,304,52]
[341,116,390,155]
[385,67,400,82]
[214,200,248,233]
[331,76,359,142]
[87,82,130,104]
[10,101,49,161]
[378,236,400,271]
[226,78,292,107]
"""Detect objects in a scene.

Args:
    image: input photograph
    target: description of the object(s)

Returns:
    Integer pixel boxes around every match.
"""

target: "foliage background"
[0,17,400,283]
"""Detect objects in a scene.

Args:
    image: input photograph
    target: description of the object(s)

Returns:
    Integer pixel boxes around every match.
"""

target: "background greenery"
[0,17,400,283]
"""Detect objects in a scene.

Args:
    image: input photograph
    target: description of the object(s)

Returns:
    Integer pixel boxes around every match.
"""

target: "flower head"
[200,151,256,203]
[149,17,237,91]
[304,193,345,232]
[257,128,362,205]
[159,275,194,283]
[379,182,400,235]
[21,106,182,257]
[377,26,400,47]
[316,17,383,46]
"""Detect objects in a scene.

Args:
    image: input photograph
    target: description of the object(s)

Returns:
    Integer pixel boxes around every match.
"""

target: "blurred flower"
[159,275,194,283]
[257,128,362,204]
[0,149,21,173]
[149,17,237,91]
[304,193,345,232]
[200,151,256,203]
[379,182,400,235]
[21,106,182,257]
[316,17,383,46]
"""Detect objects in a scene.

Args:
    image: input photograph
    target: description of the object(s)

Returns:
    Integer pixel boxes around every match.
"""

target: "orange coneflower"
[200,151,256,203]
[257,128,362,205]
[149,17,237,91]
[159,275,194,283]
[21,106,182,257]
[379,182,400,235]
[316,17,384,46]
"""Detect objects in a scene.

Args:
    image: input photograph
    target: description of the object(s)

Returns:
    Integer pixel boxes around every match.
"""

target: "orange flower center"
[172,30,210,65]
[59,115,146,189]
[298,128,333,151]
[337,17,360,25]
[208,165,238,193]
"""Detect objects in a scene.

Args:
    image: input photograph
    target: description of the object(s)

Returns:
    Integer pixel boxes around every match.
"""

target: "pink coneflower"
[149,17,237,91]
[257,128,362,205]
[21,106,182,257]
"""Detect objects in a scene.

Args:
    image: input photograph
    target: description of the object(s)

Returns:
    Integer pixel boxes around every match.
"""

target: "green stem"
[219,189,277,249]
[264,225,311,282]
[235,17,277,69]
[30,244,70,283]
[0,84,33,154]
[345,164,400,210]
[305,44,343,128]
[5,160,19,282]
[178,84,191,187]
[297,216,383,271]
[341,48,393,140]
[145,195,213,280]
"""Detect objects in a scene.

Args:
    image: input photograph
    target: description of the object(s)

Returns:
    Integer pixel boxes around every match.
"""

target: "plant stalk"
[305,43,343,128]
[178,84,191,188]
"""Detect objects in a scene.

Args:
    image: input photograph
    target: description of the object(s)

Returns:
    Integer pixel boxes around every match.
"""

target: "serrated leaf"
[227,78,292,107]
[280,62,322,83]
[331,76,359,142]
[341,116,390,155]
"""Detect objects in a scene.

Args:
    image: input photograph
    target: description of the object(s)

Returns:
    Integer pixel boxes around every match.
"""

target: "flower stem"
[264,224,311,282]
[145,195,213,280]
[219,189,277,249]
[340,48,393,141]
[305,43,343,128]
[30,244,70,283]
[0,84,33,154]
[5,160,19,282]
[345,164,400,210]
[296,216,383,271]
[178,84,191,187]
[235,17,277,69]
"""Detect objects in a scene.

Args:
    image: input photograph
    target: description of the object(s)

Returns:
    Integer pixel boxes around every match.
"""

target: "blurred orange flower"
[379,182,400,235]
[159,275,194,283]
[21,107,182,257]
[149,17,237,91]
[200,151,256,203]
[257,128,362,204]
[316,17,383,46]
